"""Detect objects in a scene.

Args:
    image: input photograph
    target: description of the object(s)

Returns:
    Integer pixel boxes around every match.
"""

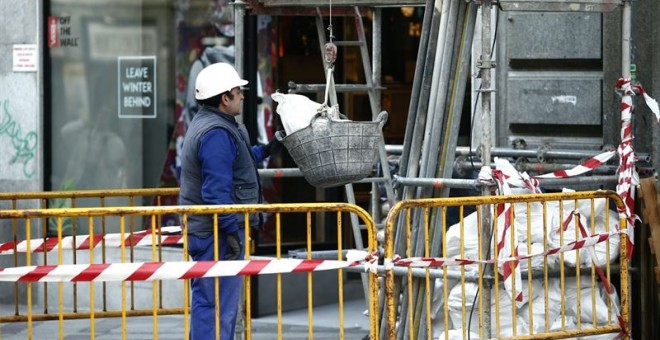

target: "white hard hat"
[195,62,248,100]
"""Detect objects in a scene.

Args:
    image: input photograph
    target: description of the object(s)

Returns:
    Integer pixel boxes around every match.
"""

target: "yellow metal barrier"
[0,188,181,236]
[0,188,180,209]
[383,190,629,340]
[0,203,379,340]
[0,188,179,327]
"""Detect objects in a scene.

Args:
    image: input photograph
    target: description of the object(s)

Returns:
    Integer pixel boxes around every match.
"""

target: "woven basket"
[280,110,388,188]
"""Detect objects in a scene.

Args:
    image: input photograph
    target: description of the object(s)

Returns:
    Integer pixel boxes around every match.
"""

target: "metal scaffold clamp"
[476,57,496,69]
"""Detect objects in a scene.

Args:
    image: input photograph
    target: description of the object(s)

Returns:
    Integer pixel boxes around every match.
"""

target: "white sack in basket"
[271,93,321,135]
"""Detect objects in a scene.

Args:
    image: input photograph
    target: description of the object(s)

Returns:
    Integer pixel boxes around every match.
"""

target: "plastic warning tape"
[613,78,658,260]
[0,258,360,283]
[535,150,617,179]
[0,227,183,255]
[492,168,525,306]
[0,227,623,283]
[475,164,524,306]
[0,250,378,283]
[616,78,639,260]
[391,228,624,269]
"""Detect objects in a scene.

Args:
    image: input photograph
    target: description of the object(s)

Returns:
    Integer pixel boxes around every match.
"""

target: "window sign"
[13,44,38,72]
[117,56,157,118]
[47,16,79,48]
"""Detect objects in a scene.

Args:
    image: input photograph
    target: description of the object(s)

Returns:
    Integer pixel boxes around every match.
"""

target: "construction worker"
[179,62,282,340]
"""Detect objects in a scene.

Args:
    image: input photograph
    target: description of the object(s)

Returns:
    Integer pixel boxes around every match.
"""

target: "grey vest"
[179,106,262,236]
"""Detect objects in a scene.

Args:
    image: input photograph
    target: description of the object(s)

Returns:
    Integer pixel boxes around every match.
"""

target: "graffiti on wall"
[0,99,37,179]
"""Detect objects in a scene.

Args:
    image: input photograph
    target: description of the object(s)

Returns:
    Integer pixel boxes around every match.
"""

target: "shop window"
[47,1,175,195]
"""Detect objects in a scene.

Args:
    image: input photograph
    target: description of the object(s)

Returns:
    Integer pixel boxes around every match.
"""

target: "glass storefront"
[47,0,266,191]
[45,0,280,236]
[48,0,175,192]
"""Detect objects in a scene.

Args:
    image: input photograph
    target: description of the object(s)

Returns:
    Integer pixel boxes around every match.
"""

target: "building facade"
[1,0,660,322]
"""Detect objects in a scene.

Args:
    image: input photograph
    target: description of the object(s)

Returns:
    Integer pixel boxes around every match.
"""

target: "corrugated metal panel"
[496,11,605,150]
[507,13,601,59]
[507,74,602,125]
[499,0,621,12]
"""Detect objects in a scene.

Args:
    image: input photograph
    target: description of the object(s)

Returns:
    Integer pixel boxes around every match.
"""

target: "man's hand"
[225,231,243,260]
[264,130,286,156]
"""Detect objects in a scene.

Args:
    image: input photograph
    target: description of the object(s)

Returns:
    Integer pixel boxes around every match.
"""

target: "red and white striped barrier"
[0,227,183,255]
[0,250,377,282]
[491,168,525,307]
[476,165,525,306]
[613,78,658,259]
[0,227,624,283]
[535,150,617,179]
[391,220,624,268]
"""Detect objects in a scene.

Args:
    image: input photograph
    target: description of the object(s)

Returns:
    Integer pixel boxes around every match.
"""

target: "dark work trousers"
[188,230,245,340]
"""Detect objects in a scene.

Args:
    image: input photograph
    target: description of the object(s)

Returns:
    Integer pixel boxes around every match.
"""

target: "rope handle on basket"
[376,111,388,129]
[319,66,388,128]
[320,66,340,119]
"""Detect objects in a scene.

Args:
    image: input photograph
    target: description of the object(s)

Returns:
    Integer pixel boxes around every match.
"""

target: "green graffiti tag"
[0,100,37,178]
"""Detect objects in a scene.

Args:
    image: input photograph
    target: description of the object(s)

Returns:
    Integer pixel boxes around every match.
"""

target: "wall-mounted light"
[400,6,415,18]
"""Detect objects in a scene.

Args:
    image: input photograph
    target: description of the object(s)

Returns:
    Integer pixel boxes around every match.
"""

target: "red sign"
[48,16,59,48]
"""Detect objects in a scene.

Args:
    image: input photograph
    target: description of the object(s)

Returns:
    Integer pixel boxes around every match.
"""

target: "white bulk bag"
[271,92,321,135]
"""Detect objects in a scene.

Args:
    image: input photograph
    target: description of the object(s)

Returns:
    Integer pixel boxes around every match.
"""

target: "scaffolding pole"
[395,175,619,190]
[478,1,494,338]
[385,144,651,163]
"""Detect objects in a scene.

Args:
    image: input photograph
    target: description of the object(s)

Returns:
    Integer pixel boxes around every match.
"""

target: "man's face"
[224,87,244,116]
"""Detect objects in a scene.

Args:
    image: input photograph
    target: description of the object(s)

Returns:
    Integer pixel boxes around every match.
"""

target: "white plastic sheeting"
[271,93,320,135]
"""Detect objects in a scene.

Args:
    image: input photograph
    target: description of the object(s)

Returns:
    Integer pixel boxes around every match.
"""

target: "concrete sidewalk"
[0,299,371,339]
